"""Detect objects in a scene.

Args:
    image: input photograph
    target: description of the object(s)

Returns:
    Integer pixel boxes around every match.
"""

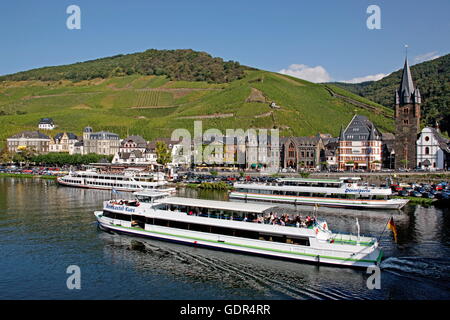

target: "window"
[425,136,430,142]
[425,147,430,155]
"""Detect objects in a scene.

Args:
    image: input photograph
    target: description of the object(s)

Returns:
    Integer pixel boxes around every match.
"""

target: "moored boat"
[230,177,408,210]
[94,191,383,268]
[57,169,176,193]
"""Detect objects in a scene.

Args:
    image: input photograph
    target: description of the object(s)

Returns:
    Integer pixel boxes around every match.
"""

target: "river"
[0,177,449,299]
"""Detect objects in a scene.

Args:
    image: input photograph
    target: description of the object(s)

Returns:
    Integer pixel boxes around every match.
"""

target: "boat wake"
[380,256,450,281]
[101,233,369,300]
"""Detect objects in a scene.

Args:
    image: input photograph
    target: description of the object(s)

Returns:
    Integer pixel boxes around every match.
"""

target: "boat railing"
[165,211,317,230]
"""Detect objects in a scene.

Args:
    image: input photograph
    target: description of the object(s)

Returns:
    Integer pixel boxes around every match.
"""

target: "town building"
[280,136,324,171]
[337,115,382,171]
[321,137,339,170]
[381,132,396,169]
[82,126,120,155]
[119,135,147,153]
[394,58,421,170]
[49,132,79,153]
[38,118,55,130]
[7,131,51,154]
[416,127,450,170]
[112,150,157,165]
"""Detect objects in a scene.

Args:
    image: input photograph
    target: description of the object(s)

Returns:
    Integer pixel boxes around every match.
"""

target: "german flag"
[387,217,398,242]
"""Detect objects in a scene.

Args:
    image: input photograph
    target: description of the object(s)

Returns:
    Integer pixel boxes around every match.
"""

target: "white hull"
[57,177,176,194]
[229,192,408,210]
[95,211,382,268]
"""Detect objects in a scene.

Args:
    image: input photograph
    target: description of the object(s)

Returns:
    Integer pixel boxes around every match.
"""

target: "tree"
[400,159,409,169]
[210,170,218,177]
[0,148,12,164]
[299,172,310,178]
[156,142,172,166]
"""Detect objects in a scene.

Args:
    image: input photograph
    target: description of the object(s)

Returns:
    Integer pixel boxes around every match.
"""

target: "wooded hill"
[0,49,395,148]
[330,54,450,135]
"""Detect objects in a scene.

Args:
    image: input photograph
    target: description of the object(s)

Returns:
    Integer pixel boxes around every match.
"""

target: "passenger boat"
[57,169,176,193]
[94,191,383,268]
[230,177,408,210]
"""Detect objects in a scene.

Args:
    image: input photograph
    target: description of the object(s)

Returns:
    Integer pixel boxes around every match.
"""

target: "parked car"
[409,191,422,197]
[398,190,409,197]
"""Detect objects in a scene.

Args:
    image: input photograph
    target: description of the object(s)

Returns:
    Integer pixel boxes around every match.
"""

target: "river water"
[0,177,449,300]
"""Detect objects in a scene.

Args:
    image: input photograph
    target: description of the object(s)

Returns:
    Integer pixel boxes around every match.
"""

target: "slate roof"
[39,118,54,125]
[429,128,450,153]
[396,58,421,105]
[9,131,50,140]
[89,131,119,140]
[121,135,147,148]
[340,115,381,141]
[54,132,78,140]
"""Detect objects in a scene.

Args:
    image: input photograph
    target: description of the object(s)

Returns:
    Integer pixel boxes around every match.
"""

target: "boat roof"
[278,178,342,183]
[134,191,170,198]
[156,197,276,213]
[278,177,361,183]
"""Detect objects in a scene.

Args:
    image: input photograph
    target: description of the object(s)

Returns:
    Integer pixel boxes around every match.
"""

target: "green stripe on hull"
[105,222,379,264]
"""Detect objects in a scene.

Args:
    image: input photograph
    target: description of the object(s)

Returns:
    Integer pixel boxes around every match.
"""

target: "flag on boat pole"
[111,188,118,200]
[387,216,398,242]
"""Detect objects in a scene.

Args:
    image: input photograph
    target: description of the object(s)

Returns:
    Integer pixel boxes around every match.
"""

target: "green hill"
[0,49,394,147]
[330,53,450,135]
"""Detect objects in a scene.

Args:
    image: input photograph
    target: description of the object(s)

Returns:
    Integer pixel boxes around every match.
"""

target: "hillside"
[0,50,394,147]
[330,54,450,134]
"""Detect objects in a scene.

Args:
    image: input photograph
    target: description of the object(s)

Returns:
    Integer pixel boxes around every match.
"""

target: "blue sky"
[0,0,449,82]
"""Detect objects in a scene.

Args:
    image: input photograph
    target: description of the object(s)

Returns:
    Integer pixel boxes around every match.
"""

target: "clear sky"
[0,0,449,83]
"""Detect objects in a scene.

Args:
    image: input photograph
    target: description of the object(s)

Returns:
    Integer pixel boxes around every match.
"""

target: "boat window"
[144,216,311,246]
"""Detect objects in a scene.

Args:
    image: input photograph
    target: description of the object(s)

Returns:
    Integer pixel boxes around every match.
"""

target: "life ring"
[347,183,352,187]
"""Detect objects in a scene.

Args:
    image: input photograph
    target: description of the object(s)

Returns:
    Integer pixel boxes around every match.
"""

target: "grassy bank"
[394,196,436,205]
[185,181,233,191]
[0,173,57,180]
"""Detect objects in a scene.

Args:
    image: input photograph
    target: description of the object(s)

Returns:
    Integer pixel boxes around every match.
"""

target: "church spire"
[398,58,415,104]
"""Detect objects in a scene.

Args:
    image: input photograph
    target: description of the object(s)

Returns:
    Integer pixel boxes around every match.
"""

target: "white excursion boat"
[94,191,383,268]
[57,169,176,193]
[230,177,408,210]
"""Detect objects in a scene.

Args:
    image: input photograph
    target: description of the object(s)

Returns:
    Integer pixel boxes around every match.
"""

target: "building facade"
[119,135,147,153]
[38,118,55,130]
[337,115,382,171]
[394,58,421,170]
[49,132,79,153]
[280,136,324,171]
[82,126,120,155]
[416,127,450,170]
[7,131,51,154]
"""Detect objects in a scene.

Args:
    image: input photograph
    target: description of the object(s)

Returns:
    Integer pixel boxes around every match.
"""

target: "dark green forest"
[0,49,247,83]
[331,54,450,135]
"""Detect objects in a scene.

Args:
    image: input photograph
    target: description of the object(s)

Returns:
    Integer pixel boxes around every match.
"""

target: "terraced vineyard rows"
[135,91,162,106]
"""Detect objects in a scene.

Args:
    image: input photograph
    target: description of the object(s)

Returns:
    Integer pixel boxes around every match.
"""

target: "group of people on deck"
[264,212,316,228]
[183,207,317,228]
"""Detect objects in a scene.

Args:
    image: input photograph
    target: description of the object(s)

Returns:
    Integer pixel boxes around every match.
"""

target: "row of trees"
[0,148,112,166]
[0,49,246,84]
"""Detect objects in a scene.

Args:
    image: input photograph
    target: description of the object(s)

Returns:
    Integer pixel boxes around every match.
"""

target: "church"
[394,57,422,170]
[394,55,450,170]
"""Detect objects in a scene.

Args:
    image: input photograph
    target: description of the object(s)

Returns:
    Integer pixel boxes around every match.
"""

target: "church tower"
[394,57,421,170]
